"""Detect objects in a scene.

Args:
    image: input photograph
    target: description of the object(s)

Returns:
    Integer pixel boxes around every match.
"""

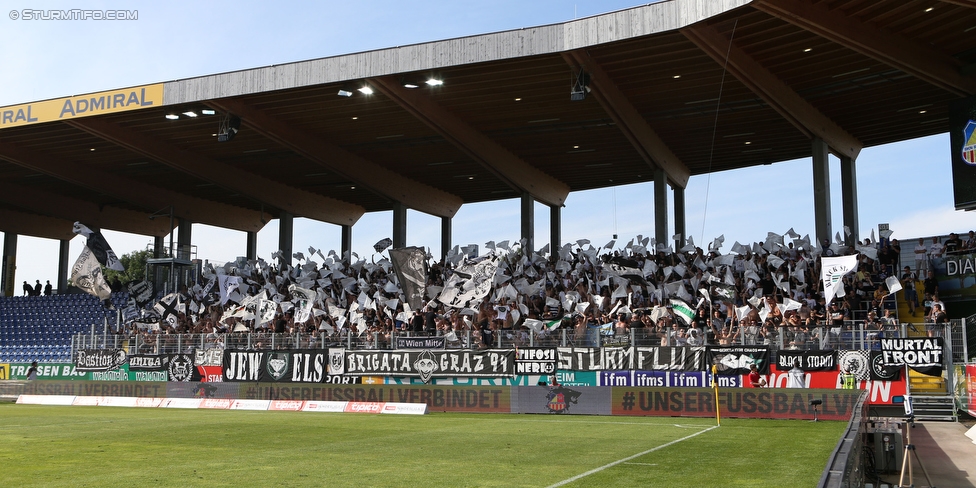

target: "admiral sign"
[0,84,164,129]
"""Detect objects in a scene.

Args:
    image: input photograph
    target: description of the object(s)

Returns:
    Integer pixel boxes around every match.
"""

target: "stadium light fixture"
[358,86,374,95]
[425,78,443,86]
[182,111,198,118]
[201,109,216,116]
[165,114,179,120]
[337,89,353,97]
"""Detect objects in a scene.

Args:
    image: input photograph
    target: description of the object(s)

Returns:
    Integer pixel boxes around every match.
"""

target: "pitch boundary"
[545,424,719,487]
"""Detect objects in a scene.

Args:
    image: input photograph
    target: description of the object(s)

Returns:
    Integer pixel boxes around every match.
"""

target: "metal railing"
[70,321,935,356]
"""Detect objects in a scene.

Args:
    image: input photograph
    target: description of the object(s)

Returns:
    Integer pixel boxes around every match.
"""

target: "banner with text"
[775,350,837,371]
[707,346,771,375]
[333,349,514,383]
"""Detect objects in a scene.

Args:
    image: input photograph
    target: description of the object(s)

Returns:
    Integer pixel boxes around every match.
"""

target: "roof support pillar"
[521,192,535,254]
[654,168,669,250]
[392,203,407,250]
[341,225,352,261]
[441,217,452,262]
[674,186,686,250]
[2,233,16,297]
[840,155,859,247]
[812,137,832,247]
[154,236,164,259]
[246,231,257,261]
[177,219,192,261]
[58,239,69,295]
[550,204,561,255]
[278,212,293,268]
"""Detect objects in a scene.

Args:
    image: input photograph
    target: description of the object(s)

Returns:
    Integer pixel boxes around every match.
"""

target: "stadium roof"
[1,0,975,240]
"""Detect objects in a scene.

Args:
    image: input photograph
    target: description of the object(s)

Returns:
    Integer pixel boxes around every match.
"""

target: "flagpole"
[711,363,721,427]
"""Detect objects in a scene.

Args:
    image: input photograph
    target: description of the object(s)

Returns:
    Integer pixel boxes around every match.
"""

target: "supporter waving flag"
[669,298,695,326]
[820,254,859,305]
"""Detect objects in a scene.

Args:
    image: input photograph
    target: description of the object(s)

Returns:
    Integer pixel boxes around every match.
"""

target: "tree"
[103,249,152,285]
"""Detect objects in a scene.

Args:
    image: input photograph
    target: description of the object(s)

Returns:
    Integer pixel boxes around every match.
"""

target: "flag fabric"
[389,246,428,310]
[669,298,695,326]
[218,275,242,305]
[153,293,181,328]
[885,275,903,295]
[712,283,737,302]
[72,222,124,271]
[438,256,499,309]
[820,255,859,305]
[289,284,315,323]
[70,246,112,300]
[373,238,393,253]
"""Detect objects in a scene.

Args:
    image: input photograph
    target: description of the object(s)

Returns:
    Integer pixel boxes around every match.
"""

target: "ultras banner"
[880,338,945,377]
[75,348,127,372]
[775,350,837,371]
[222,349,331,383]
[555,347,706,371]
[707,346,771,375]
[514,348,557,375]
[331,349,514,383]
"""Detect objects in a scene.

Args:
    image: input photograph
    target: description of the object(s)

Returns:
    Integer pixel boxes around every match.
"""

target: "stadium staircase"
[0,292,128,363]
[895,285,956,421]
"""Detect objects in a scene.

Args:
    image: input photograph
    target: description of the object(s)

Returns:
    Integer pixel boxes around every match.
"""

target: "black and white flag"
[72,222,124,271]
[153,293,181,328]
[70,246,112,300]
[389,246,427,310]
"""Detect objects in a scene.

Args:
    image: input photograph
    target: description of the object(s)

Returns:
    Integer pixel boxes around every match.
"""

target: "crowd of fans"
[111,228,961,351]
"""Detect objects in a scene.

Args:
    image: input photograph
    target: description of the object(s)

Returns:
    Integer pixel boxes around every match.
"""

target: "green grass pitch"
[0,404,845,487]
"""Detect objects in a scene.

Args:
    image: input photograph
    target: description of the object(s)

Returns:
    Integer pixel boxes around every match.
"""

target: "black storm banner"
[334,349,514,383]
[776,350,837,371]
[222,349,330,383]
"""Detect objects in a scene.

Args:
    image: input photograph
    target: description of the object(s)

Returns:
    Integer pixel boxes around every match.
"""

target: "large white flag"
[70,246,112,300]
[218,275,241,305]
[884,275,903,295]
[820,255,859,305]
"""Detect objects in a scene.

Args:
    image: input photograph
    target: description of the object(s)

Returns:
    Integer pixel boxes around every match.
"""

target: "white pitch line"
[546,425,719,488]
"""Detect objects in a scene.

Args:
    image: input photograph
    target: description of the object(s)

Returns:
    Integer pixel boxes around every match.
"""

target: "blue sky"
[1,0,973,287]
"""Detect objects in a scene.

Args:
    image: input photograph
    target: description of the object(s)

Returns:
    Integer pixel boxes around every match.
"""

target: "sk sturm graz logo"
[413,350,439,384]
[267,353,290,381]
[963,121,976,165]
[545,386,582,414]
[168,354,194,382]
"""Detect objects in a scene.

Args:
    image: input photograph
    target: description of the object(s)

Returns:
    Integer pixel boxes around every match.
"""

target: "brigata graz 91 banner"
[331,349,513,383]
